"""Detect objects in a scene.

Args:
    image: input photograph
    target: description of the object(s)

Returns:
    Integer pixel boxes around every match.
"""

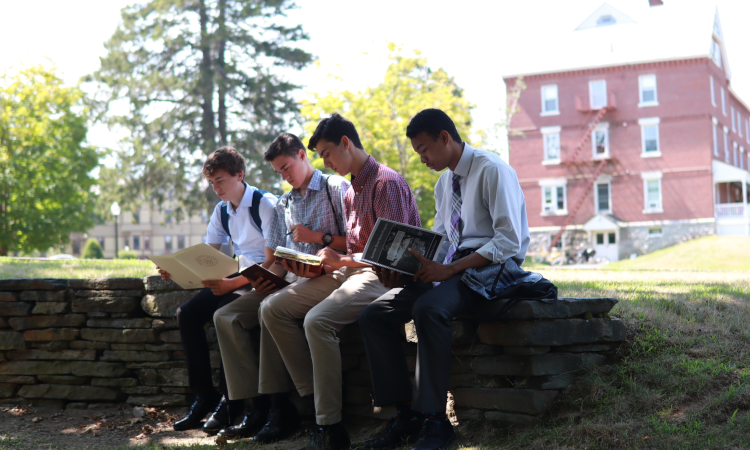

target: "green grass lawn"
[607,235,750,271]
[0,258,157,279]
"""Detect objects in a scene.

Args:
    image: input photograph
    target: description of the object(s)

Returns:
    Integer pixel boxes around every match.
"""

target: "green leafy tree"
[89,0,312,221]
[82,238,105,259]
[301,45,476,228]
[0,66,98,256]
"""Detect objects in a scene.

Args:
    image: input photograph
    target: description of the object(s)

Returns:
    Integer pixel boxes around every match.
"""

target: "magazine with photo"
[358,218,447,276]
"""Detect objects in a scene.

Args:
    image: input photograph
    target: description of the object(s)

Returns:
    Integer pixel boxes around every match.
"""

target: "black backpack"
[219,188,271,239]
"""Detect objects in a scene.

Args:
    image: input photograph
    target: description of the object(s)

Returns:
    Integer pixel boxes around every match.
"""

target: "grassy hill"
[607,235,750,271]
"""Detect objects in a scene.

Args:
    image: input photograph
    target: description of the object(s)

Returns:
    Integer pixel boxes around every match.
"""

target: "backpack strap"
[250,188,270,232]
[323,175,343,236]
[220,202,231,239]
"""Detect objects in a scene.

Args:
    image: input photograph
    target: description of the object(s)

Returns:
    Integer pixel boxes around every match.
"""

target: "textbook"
[148,243,238,290]
[273,246,323,275]
[357,218,447,276]
[240,264,290,290]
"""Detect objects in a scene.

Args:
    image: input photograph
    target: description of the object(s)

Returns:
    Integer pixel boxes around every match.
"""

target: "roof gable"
[574,3,637,31]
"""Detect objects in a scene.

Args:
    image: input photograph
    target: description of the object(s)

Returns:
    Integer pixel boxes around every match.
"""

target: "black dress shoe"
[363,414,424,449]
[411,418,455,450]
[202,396,244,435]
[218,407,269,439]
[302,422,351,450]
[173,393,221,431]
[253,399,300,443]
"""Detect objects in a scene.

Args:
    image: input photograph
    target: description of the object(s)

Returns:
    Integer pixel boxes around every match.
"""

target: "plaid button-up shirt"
[266,170,350,255]
[345,155,421,254]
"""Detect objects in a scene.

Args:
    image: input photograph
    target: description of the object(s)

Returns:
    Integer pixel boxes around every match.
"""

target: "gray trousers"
[359,273,502,413]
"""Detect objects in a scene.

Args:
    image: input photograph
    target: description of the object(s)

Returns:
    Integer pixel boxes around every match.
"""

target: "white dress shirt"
[205,182,277,268]
[433,144,530,264]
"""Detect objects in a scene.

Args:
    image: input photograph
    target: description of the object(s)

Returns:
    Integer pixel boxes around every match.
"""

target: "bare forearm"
[445,252,492,277]
[229,275,250,289]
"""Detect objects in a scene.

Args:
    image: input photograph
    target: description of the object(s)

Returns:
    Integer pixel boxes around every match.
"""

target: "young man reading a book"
[358,109,530,450]
[157,147,279,434]
[256,114,421,450]
[211,132,350,440]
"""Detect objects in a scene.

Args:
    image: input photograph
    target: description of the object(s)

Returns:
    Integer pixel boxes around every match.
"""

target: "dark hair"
[405,108,462,144]
[307,113,364,151]
[202,146,246,179]
[265,133,306,162]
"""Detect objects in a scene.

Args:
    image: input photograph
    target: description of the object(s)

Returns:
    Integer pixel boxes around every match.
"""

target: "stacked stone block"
[0,276,624,425]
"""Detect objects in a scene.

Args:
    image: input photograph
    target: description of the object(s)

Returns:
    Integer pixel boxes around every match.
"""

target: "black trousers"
[176,277,241,397]
[359,273,503,413]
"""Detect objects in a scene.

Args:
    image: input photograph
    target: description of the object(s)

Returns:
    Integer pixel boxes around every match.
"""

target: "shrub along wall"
[0,277,625,424]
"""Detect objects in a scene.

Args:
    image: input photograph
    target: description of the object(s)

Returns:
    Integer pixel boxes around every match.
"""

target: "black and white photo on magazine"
[360,218,446,275]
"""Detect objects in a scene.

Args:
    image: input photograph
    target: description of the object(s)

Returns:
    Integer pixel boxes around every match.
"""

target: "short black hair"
[307,113,364,151]
[405,108,462,144]
[265,133,306,162]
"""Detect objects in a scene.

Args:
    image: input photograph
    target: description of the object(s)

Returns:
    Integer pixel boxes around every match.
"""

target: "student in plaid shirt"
[256,114,420,450]
[212,133,349,441]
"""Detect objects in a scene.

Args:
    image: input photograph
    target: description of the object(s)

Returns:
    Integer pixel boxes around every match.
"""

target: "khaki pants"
[259,266,389,425]
[214,275,297,401]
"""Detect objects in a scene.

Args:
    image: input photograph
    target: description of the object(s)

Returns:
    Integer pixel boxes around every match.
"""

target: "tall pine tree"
[90,0,311,220]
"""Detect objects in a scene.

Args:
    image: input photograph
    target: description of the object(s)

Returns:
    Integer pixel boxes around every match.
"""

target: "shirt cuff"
[476,244,504,265]
[205,235,230,245]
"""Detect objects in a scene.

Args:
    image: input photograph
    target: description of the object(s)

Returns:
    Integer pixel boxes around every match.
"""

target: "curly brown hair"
[202,146,246,179]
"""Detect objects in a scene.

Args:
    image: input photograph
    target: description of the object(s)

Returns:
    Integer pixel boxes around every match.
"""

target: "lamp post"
[110,202,121,259]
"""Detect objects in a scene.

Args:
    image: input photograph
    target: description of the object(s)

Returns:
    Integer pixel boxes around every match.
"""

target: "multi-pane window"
[541,126,561,163]
[732,107,736,131]
[642,172,663,213]
[740,112,744,137]
[133,236,140,250]
[539,179,567,215]
[710,76,716,106]
[178,235,186,250]
[589,80,607,109]
[595,181,611,213]
[638,74,657,106]
[639,118,660,156]
[733,142,739,167]
[541,85,559,115]
[741,148,746,170]
[712,117,719,156]
[721,87,727,116]
[746,120,749,144]
[144,236,151,251]
[592,123,609,158]
[724,127,730,162]
[165,235,173,251]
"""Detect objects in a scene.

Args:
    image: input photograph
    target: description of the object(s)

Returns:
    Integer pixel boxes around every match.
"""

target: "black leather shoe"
[218,407,269,439]
[253,400,300,443]
[411,418,455,450]
[302,422,351,450]
[363,414,424,449]
[202,396,244,435]
[173,393,221,431]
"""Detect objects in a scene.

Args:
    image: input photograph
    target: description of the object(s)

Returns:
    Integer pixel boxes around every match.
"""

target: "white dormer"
[711,7,731,80]
[574,3,637,31]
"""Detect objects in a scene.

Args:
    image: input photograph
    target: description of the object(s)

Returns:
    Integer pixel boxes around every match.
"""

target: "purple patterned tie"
[442,174,462,265]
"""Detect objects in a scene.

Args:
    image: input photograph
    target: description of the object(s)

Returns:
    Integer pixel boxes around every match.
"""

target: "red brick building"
[504,2,749,262]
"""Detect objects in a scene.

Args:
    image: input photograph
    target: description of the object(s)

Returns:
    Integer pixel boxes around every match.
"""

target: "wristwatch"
[321,233,334,248]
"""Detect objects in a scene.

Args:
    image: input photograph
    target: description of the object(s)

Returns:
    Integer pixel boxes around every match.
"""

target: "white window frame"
[641,171,663,214]
[638,74,658,107]
[541,126,561,164]
[540,84,560,116]
[538,178,568,216]
[721,87,727,116]
[592,122,610,159]
[733,141,738,167]
[648,227,663,237]
[732,106,736,131]
[724,126,730,162]
[594,176,612,214]
[740,147,745,170]
[589,80,607,110]
[710,76,716,107]
[740,112,743,138]
[712,117,719,157]
[639,117,661,158]
[746,119,749,144]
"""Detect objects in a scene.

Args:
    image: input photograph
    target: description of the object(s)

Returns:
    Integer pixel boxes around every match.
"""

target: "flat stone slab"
[472,353,607,377]
[74,290,144,298]
[135,368,189,387]
[80,328,159,343]
[141,292,194,318]
[513,374,577,390]
[37,376,90,385]
[86,318,153,329]
[69,362,129,378]
[0,361,73,375]
[91,378,139,387]
[20,291,66,302]
[100,351,170,362]
[0,303,32,316]
[477,318,626,347]
[23,328,80,341]
[126,394,188,406]
[6,349,96,361]
[0,292,20,301]
[0,383,18,398]
[501,297,618,320]
[18,384,120,401]
[68,278,144,290]
[143,276,182,292]
[0,376,35,384]
[32,302,68,315]
[72,297,141,313]
[453,388,558,415]
[9,314,86,331]
[0,279,68,291]
[0,331,26,350]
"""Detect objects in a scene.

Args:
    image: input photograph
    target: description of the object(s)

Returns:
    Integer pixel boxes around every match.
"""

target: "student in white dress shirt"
[358,109,530,450]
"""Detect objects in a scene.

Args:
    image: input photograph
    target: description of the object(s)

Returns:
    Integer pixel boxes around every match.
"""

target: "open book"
[148,243,238,290]
[357,218,447,276]
[273,246,323,275]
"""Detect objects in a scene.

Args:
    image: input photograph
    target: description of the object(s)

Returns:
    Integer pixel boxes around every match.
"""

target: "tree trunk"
[199,0,216,155]
[217,0,227,146]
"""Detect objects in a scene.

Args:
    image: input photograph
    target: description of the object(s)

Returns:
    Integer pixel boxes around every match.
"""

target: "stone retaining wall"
[0,277,625,424]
